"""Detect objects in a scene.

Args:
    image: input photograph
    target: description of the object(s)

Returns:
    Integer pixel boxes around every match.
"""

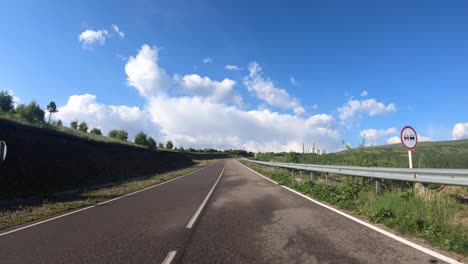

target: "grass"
[0,113,146,148]
[241,160,468,256]
[0,159,216,231]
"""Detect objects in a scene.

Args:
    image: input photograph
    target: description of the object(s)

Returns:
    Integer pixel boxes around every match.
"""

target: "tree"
[78,121,88,132]
[0,90,14,112]
[70,120,78,129]
[147,137,156,150]
[16,100,45,122]
[90,128,102,135]
[56,119,63,126]
[134,131,148,146]
[108,129,128,141]
[158,143,164,148]
[166,140,174,149]
[46,101,58,124]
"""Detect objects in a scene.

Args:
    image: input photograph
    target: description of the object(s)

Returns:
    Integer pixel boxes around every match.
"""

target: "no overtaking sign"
[400,126,418,150]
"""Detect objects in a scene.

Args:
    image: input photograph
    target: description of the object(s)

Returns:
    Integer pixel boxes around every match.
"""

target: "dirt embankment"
[0,119,193,199]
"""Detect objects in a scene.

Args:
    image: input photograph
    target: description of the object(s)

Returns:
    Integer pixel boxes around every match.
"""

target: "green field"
[255,138,468,169]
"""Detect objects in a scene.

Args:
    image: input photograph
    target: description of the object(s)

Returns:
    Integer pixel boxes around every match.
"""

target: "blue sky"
[1,0,467,152]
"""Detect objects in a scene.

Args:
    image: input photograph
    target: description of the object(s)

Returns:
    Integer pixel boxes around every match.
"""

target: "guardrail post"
[325,172,329,185]
[375,179,381,194]
[310,171,314,182]
[300,170,303,179]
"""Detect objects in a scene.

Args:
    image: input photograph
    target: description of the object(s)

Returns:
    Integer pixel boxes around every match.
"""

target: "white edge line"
[186,163,226,228]
[0,162,219,237]
[161,250,177,264]
[238,160,463,264]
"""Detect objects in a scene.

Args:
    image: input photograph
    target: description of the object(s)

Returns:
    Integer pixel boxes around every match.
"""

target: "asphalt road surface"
[0,159,458,264]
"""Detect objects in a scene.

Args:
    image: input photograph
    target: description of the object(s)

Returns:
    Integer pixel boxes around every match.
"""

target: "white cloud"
[203,57,213,64]
[386,134,432,145]
[360,127,397,146]
[125,44,172,97]
[386,136,400,145]
[79,24,124,48]
[79,29,108,47]
[147,96,342,152]
[174,74,242,105]
[111,24,124,38]
[338,98,396,126]
[290,76,298,86]
[244,61,305,115]
[360,90,368,97]
[56,94,160,140]
[225,65,243,71]
[452,122,468,140]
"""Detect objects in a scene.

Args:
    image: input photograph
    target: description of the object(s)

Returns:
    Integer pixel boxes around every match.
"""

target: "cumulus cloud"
[125,44,172,97]
[360,90,368,97]
[386,136,400,145]
[244,62,305,115]
[203,57,213,64]
[338,98,396,126]
[79,29,108,47]
[56,94,160,140]
[360,127,397,146]
[146,96,341,152]
[111,24,124,38]
[452,122,468,140]
[225,65,243,71]
[174,74,242,105]
[79,24,124,48]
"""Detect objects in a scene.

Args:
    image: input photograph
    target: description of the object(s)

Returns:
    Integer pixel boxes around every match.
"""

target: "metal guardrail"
[243,159,468,187]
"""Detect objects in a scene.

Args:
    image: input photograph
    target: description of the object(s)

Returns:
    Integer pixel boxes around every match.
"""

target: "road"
[0,159,458,263]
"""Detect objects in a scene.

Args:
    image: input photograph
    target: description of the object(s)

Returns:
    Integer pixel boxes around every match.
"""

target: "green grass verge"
[0,160,216,231]
[241,160,468,256]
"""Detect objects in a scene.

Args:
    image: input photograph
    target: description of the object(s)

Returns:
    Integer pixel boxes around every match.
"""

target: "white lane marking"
[0,162,219,237]
[186,163,226,229]
[237,160,279,185]
[161,250,177,264]
[237,160,463,264]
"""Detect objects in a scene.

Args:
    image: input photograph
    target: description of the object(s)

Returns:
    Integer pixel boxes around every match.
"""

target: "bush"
[56,119,63,126]
[166,140,173,149]
[90,128,102,135]
[147,137,156,150]
[108,129,128,141]
[134,132,148,146]
[70,121,78,129]
[16,101,45,122]
[0,90,14,112]
[78,122,88,132]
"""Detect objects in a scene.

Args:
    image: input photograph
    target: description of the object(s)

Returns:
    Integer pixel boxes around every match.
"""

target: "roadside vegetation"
[242,140,468,256]
[0,160,216,231]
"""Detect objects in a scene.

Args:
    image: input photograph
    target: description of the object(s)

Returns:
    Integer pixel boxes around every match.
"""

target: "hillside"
[0,117,193,199]
[256,139,468,169]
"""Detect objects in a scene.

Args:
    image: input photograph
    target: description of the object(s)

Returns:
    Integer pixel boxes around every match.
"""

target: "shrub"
[16,100,45,122]
[166,140,173,149]
[147,137,156,150]
[90,128,102,135]
[108,129,128,141]
[78,122,88,132]
[134,132,148,146]
[0,90,14,112]
[70,121,78,129]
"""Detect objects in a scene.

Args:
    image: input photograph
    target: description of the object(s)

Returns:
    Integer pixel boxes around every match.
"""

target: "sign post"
[0,141,7,165]
[400,126,418,169]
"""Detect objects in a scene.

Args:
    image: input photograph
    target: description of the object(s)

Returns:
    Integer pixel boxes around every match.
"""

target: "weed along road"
[0,159,459,264]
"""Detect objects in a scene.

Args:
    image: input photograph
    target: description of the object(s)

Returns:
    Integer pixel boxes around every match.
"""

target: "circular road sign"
[400,126,418,150]
[0,141,6,164]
